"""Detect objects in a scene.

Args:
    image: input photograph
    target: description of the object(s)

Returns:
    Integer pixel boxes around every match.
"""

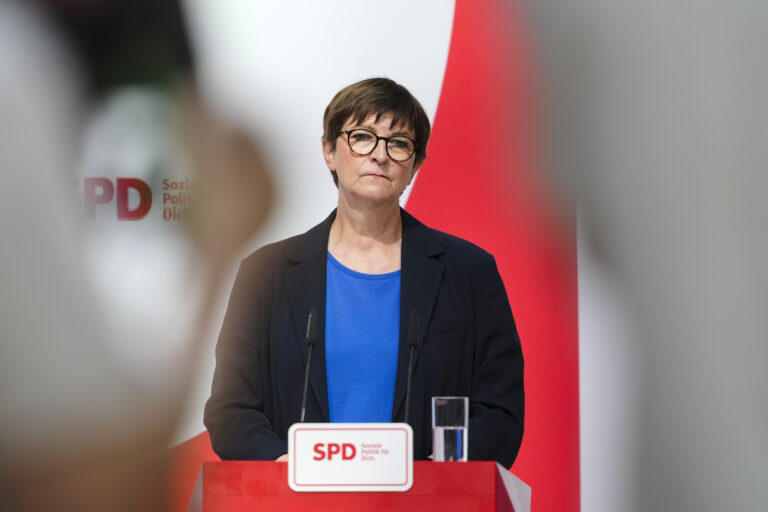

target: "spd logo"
[313,443,357,461]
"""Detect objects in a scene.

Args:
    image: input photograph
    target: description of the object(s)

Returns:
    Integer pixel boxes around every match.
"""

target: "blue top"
[325,251,400,423]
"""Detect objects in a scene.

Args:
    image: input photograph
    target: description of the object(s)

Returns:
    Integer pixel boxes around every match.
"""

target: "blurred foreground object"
[0,0,272,510]
[528,0,768,510]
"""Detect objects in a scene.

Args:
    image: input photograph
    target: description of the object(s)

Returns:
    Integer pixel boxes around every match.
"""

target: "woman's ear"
[322,137,336,171]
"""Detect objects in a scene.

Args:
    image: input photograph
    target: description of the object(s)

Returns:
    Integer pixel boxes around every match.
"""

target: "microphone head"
[407,308,419,349]
[305,307,319,346]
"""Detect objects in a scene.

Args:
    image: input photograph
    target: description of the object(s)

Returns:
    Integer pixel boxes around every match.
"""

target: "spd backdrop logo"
[83,177,195,221]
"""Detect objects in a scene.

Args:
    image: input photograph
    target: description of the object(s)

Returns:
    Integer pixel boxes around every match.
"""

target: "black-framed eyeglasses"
[338,128,417,162]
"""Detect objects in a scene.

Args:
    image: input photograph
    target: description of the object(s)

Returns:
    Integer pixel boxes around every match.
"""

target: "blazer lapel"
[284,211,336,422]
[391,209,445,421]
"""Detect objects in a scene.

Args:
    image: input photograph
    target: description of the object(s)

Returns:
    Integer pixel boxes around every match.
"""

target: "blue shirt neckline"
[327,251,401,280]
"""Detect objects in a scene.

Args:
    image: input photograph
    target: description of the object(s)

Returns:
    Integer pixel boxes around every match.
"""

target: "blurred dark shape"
[41,0,192,94]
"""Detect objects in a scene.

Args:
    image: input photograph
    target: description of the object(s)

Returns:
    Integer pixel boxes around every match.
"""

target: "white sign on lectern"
[287,423,413,492]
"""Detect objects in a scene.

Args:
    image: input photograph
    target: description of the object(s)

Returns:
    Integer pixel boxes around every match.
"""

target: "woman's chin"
[344,185,399,205]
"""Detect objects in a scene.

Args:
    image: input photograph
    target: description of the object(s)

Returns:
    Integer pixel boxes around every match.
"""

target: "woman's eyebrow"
[353,124,413,138]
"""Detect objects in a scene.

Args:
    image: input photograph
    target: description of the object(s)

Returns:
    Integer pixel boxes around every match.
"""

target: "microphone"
[404,308,419,425]
[300,308,319,423]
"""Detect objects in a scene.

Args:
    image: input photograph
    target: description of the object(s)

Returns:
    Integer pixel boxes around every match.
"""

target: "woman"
[204,78,524,468]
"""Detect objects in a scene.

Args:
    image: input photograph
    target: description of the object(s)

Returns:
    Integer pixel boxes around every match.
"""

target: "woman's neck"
[328,200,402,273]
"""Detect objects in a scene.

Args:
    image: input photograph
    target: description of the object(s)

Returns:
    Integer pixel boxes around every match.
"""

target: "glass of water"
[431,396,469,462]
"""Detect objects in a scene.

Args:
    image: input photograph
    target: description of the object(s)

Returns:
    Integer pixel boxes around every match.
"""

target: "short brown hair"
[322,78,431,186]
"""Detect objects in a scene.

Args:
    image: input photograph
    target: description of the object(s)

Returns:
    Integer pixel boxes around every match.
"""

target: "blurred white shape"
[529,0,768,509]
[0,0,175,465]
[578,214,640,512]
[78,89,203,388]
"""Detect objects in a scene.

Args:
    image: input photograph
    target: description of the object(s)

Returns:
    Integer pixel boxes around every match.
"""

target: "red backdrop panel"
[405,1,580,510]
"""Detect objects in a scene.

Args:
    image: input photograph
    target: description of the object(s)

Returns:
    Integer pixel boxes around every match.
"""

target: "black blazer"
[204,209,524,468]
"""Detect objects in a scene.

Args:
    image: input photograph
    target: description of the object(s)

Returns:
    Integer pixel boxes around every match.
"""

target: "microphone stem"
[300,345,313,423]
[404,346,415,425]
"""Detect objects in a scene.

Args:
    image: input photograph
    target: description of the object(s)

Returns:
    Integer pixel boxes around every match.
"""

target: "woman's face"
[322,112,420,207]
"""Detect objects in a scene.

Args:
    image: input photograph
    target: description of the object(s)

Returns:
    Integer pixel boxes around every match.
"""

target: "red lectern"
[188,461,529,512]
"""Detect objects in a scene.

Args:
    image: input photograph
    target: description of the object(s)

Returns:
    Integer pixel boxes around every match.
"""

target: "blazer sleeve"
[203,257,287,460]
[468,253,525,469]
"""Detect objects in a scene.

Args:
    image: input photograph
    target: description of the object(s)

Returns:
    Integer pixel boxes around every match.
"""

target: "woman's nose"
[370,137,389,162]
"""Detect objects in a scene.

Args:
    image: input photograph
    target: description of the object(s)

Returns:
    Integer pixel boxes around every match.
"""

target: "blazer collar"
[393,209,445,422]
[284,207,445,263]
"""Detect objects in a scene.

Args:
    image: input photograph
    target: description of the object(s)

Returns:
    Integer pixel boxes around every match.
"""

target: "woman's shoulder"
[403,209,492,259]
[239,232,306,274]
[433,228,491,257]
[409,216,495,265]
[241,236,292,265]
[239,213,333,270]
